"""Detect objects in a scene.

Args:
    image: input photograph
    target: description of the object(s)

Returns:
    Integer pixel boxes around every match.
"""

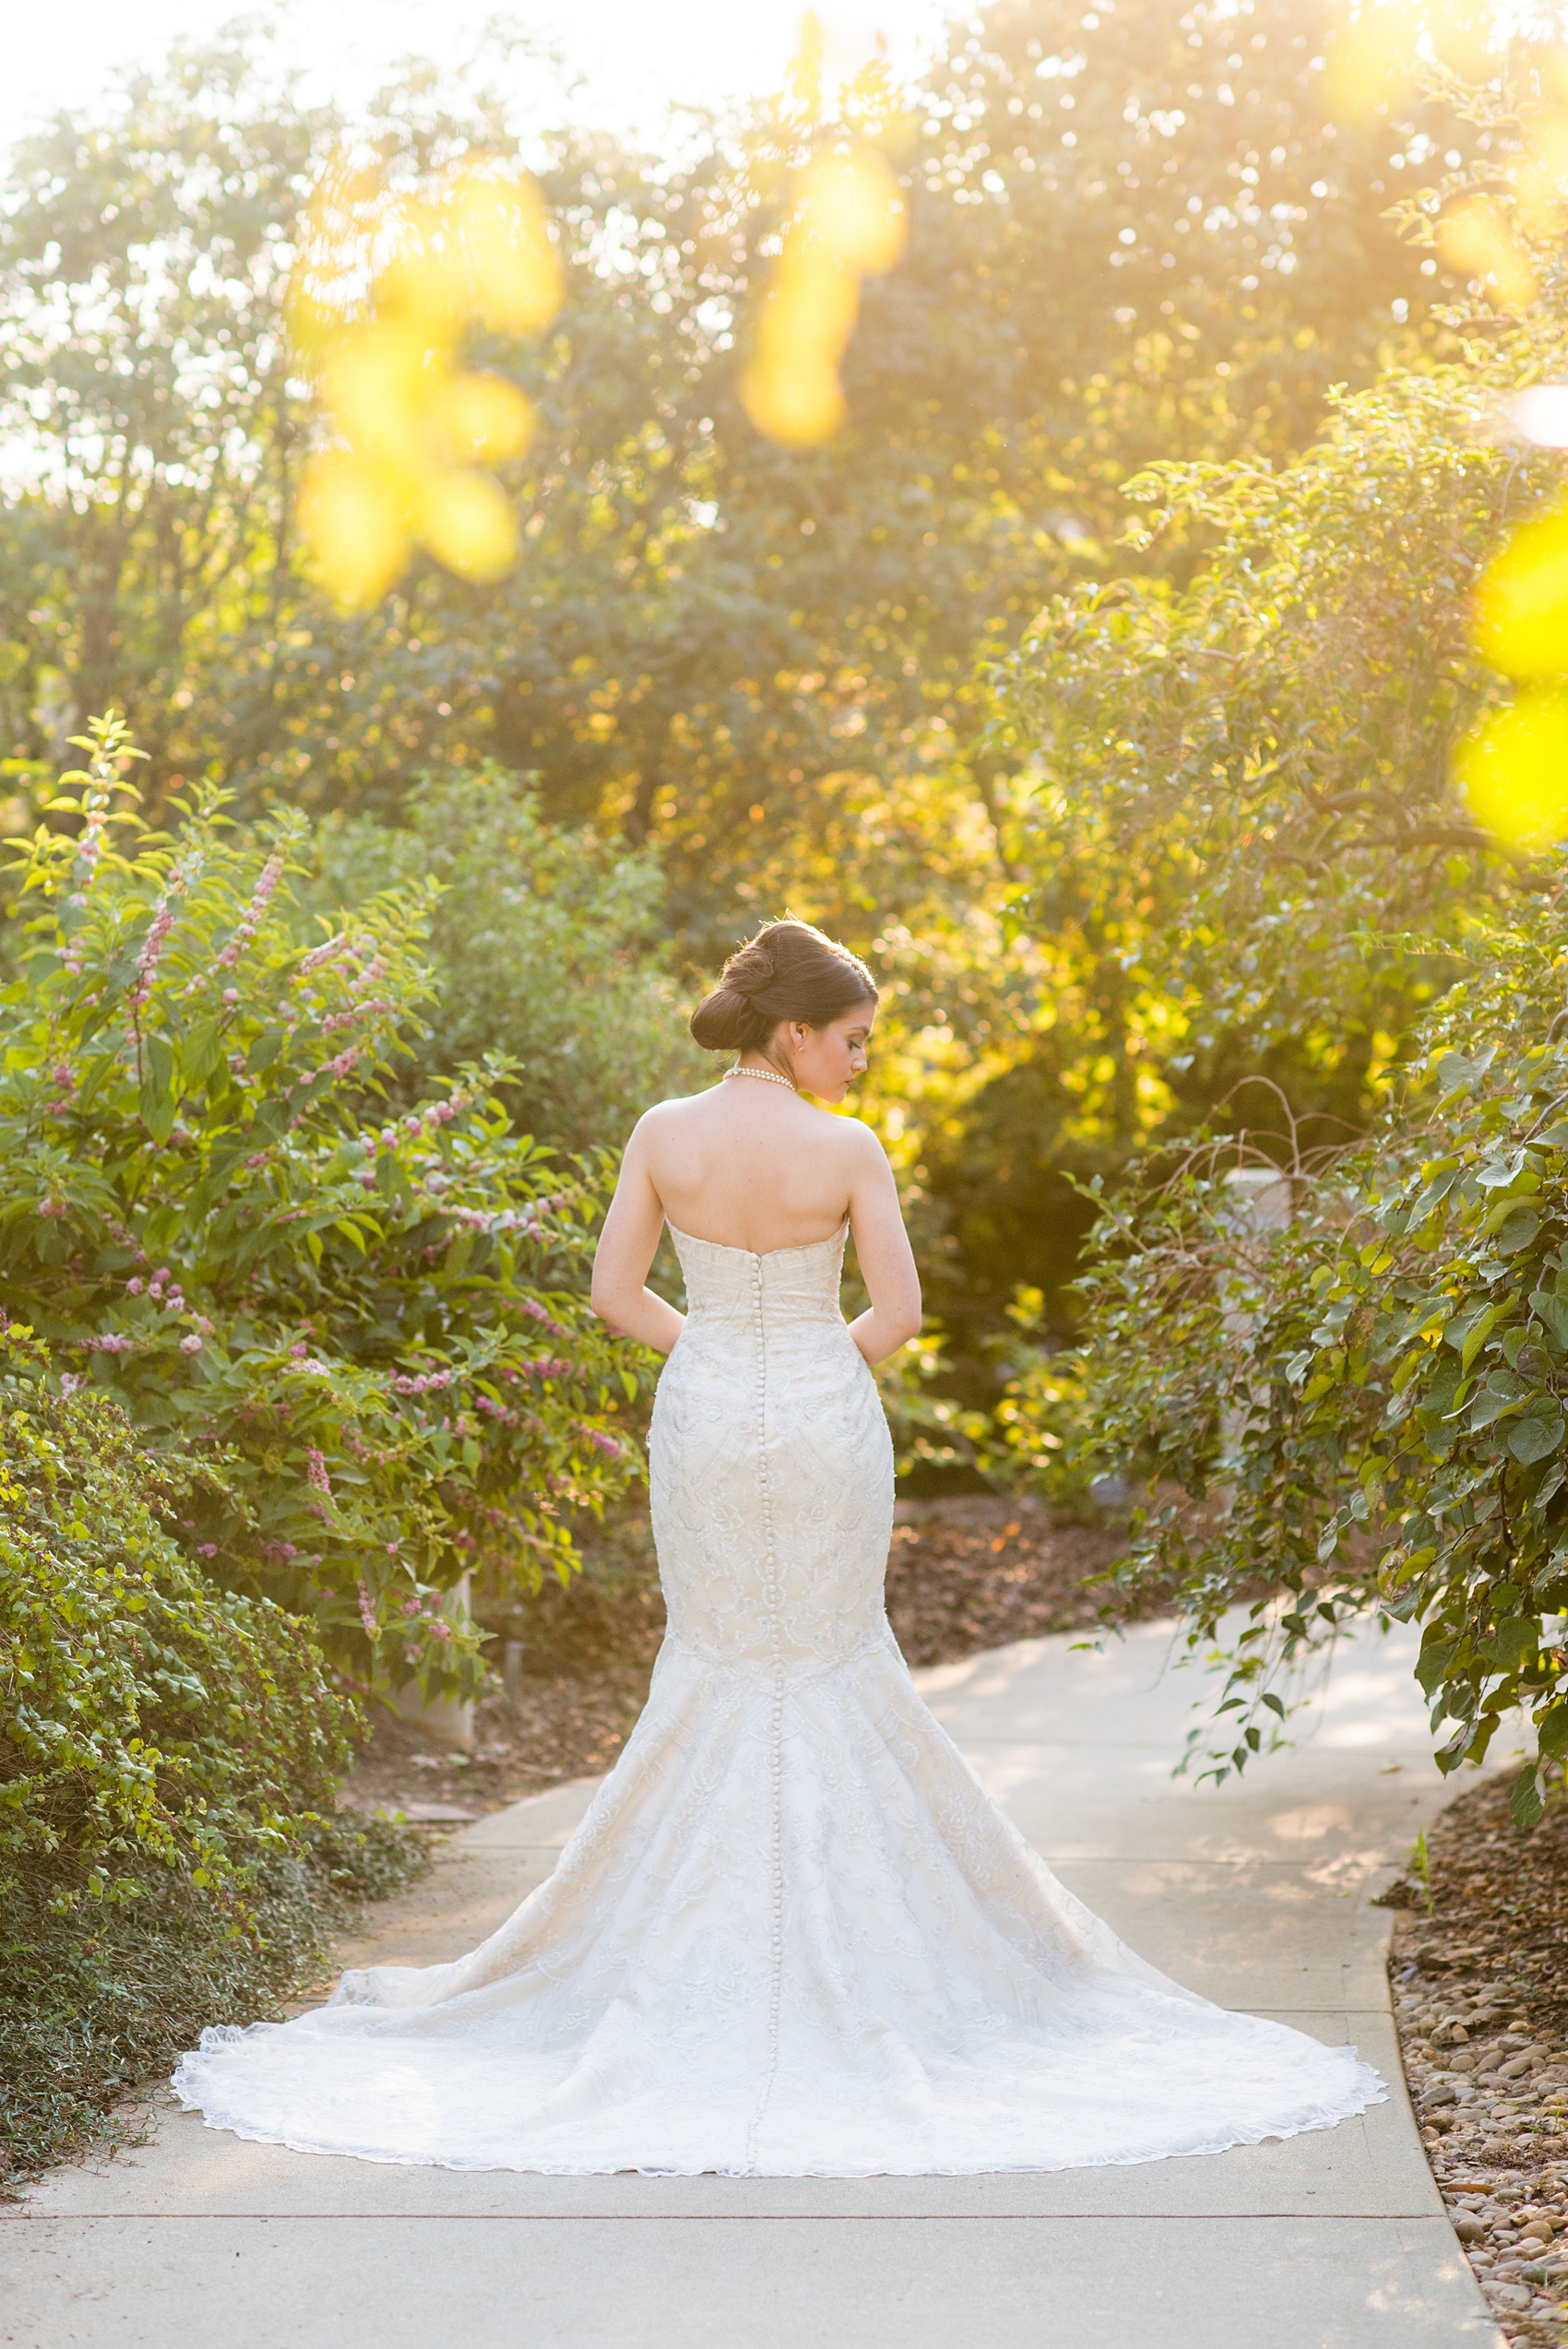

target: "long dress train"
[172,1223,1384,2176]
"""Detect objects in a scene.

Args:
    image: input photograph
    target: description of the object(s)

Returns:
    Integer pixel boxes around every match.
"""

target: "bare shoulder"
[826,1112,894,1169]
[646,1086,719,1115]
[629,1089,717,1140]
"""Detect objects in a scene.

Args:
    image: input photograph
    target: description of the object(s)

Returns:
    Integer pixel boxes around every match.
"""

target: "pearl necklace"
[723,1063,797,1093]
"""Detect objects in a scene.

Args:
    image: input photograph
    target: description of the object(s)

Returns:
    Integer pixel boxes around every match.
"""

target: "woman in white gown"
[174,919,1384,2175]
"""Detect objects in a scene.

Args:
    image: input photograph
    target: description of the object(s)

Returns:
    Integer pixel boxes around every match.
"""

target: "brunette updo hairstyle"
[689,919,877,1055]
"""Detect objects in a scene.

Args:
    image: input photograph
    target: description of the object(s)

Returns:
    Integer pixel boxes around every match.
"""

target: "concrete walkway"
[3,1617,1505,2348]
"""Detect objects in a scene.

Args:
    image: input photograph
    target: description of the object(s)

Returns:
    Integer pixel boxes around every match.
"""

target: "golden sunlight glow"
[1459,690,1568,847]
[1473,504,1568,682]
[1329,8,1567,324]
[1324,4,1420,124]
[741,144,908,449]
[290,165,562,611]
[1438,196,1538,310]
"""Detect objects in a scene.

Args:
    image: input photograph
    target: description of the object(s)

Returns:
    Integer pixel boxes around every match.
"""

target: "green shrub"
[1,1809,423,2187]
[1073,903,1568,1814]
[979,1288,1096,1507]
[311,767,707,1153]
[1,718,646,1692]
[0,1332,423,2181]
[873,1329,990,1489]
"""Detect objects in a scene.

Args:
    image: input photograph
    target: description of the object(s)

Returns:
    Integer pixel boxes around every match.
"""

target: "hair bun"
[726,949,775,995]
[689,919,876,1054]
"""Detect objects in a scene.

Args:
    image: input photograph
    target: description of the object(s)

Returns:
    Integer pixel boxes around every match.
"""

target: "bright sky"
[1,1,949,159]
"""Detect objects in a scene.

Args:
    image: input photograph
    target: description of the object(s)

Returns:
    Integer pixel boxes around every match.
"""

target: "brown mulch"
[342,1494,1138,1822]
[883,1496,1133,1663]
[1384,1771,1568,2344]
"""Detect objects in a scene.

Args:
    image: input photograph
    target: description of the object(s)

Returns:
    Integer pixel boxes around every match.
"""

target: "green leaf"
[1467,1383,1526,1434]
[1436,1046,1496,1095]
[1508,1415,1563,1465]
[1530,1287,1568,1348]
[1495,1205,1541,1257]
[183,1018,227,1087]
[1445,1300,1503,1369]
[1512,1763,1547,1831]
[138,1035,178,1143]
[1416,1638,1457,1695]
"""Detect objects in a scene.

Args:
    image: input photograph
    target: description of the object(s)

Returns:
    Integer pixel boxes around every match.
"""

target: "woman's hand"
[590,1121,686,1354]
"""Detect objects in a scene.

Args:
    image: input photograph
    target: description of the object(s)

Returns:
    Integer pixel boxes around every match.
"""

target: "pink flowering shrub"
[0,718,645,1698]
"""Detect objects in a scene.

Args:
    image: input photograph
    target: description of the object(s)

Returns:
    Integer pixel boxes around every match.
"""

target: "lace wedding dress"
[174,1223,1384,2175]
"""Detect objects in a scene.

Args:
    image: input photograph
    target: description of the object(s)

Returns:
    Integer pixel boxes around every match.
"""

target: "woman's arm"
[843,1130,922,1366]
[590,1117,685,1354]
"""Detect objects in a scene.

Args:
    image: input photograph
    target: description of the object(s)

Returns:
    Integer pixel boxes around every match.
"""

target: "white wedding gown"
[174,1223,1384,2175]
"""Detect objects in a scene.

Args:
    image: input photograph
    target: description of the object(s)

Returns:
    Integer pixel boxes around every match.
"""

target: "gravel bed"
[1385,1770,1568,2344]
[343,1495,1135,1821]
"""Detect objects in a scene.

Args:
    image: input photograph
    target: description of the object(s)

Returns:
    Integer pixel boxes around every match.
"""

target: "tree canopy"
[0,0,1474,967]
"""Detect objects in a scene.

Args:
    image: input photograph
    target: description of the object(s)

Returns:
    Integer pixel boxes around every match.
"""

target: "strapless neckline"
[666,1218,848,1263]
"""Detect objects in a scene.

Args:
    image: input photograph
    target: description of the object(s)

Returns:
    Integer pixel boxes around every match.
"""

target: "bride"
[174,919,1383,2175]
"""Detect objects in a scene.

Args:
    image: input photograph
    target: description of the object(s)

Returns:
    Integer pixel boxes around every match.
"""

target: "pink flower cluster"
[398,1596,453,1643]
[299,936,348,975]
[304,1448,331,1494]
[413,1096,468,1133]
[517,1298,570,1337]
[577,1428,624,1457]
[391,1367,454,1397]
[473,1394,519,1427]
[357,1581,379,1636]
[128,882,182,1012]
[440,1190,568,1245]
[131,1267,184,1309]
[217,853,284,970]
[83,1333,137,1354]
[73,802,111,893]
[321,1003,384,1036]
[348,955,388,997]
[447,1204,544,1240]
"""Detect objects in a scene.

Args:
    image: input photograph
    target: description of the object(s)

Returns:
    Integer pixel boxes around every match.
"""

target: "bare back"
[589,1079,921,1365]
[640,1082,864,1252]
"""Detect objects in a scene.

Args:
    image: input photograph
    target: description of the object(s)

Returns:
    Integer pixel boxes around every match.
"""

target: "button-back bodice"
[648,1221,895,1669]
[669,1221,853,1327]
